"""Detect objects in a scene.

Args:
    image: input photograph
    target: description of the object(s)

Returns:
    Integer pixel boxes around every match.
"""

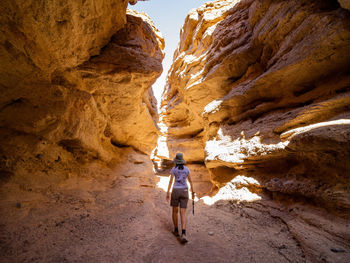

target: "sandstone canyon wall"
[161,0,350,217]
[1,0,350,262]
[0,0,164,188]
[0,2,168,261]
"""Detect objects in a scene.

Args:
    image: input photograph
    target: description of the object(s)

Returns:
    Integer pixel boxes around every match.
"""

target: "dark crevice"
[110,139,147,155]
[188,160,205,165]
[293,84,316,97]
[0,98,24,112]
[227,75,241,83]
[0,170,14,185]
[190,128,204,138]
[89,54,100,60]
[228,120,236,126]
[176,128,204,139]
[250,111,268,123]
[222,117,230,123]
[110,139,130,148]
[335,85,350,94]
[297,99,314,107]
[314,0,341,11]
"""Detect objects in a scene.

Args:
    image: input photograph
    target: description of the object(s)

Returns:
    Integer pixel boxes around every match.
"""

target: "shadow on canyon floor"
[0,150,349,262]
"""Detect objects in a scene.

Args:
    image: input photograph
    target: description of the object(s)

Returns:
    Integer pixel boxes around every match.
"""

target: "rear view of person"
[166,153,195,243]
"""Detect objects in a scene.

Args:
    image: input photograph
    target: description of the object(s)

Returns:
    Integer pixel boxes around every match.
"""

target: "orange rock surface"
[1,1,350,262]
[161,0,350,215]
[0,1,164,187]
[339,0,350,10]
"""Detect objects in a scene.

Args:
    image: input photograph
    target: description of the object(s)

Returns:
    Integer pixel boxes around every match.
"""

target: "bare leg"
[172,206,178,229]
[180,208,187,231]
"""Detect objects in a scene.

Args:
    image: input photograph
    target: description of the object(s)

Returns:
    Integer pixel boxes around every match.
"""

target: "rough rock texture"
[0,150,327,263]
[160,0,350,259]
[0,1,164,190]
[0,0,129,83]
[339,0,350,10]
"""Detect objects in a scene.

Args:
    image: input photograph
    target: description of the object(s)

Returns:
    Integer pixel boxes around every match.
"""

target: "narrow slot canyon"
[1,0,350,262]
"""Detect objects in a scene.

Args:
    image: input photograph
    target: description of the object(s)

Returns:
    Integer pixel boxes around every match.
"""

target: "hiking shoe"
[181,233,188,243]
[172,230,179,237]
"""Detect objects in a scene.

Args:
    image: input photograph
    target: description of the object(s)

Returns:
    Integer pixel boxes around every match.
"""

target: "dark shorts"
[170,188,189,208]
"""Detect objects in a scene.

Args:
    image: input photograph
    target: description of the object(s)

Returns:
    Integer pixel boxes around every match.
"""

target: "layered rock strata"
[161,0,350,215]
[0,2,167,261]
[0,1,164,188]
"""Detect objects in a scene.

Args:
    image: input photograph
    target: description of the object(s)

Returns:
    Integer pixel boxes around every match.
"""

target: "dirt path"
[142,192,304,263]
[0,153,349,262]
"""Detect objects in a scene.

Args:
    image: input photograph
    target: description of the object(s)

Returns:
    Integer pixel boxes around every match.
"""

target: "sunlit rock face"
[75,10,164,155]
[0,1,163,186]
[162,0,350,215]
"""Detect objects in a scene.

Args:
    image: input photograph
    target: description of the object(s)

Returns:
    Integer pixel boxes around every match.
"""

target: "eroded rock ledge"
[161,0,350,216]
[158,1,350,260]
[0,1,164,187]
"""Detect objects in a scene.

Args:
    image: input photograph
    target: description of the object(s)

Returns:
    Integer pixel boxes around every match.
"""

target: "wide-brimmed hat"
[173,153,186,164]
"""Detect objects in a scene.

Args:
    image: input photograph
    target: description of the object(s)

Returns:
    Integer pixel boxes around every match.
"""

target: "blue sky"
[129,0,211,103]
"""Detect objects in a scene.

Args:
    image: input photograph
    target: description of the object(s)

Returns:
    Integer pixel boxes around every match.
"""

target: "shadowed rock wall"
[161,0,350,216]
[0,1,164,187]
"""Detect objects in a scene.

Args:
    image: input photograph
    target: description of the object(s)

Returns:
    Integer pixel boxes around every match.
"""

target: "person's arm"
[187,173,195,199]
[166,174,174,201]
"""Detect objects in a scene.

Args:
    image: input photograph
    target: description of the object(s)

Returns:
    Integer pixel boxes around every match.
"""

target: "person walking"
[166,153,195,243]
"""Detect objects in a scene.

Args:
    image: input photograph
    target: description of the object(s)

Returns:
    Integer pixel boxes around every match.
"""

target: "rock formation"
[161,0,350,216]
[0,2,169,261]
[0,1,164,189]
[159,0,350,260]
[1,0,350,262]
[339,0,350,10]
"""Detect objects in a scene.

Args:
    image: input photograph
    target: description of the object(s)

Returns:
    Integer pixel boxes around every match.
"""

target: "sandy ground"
[1,153,349,262]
